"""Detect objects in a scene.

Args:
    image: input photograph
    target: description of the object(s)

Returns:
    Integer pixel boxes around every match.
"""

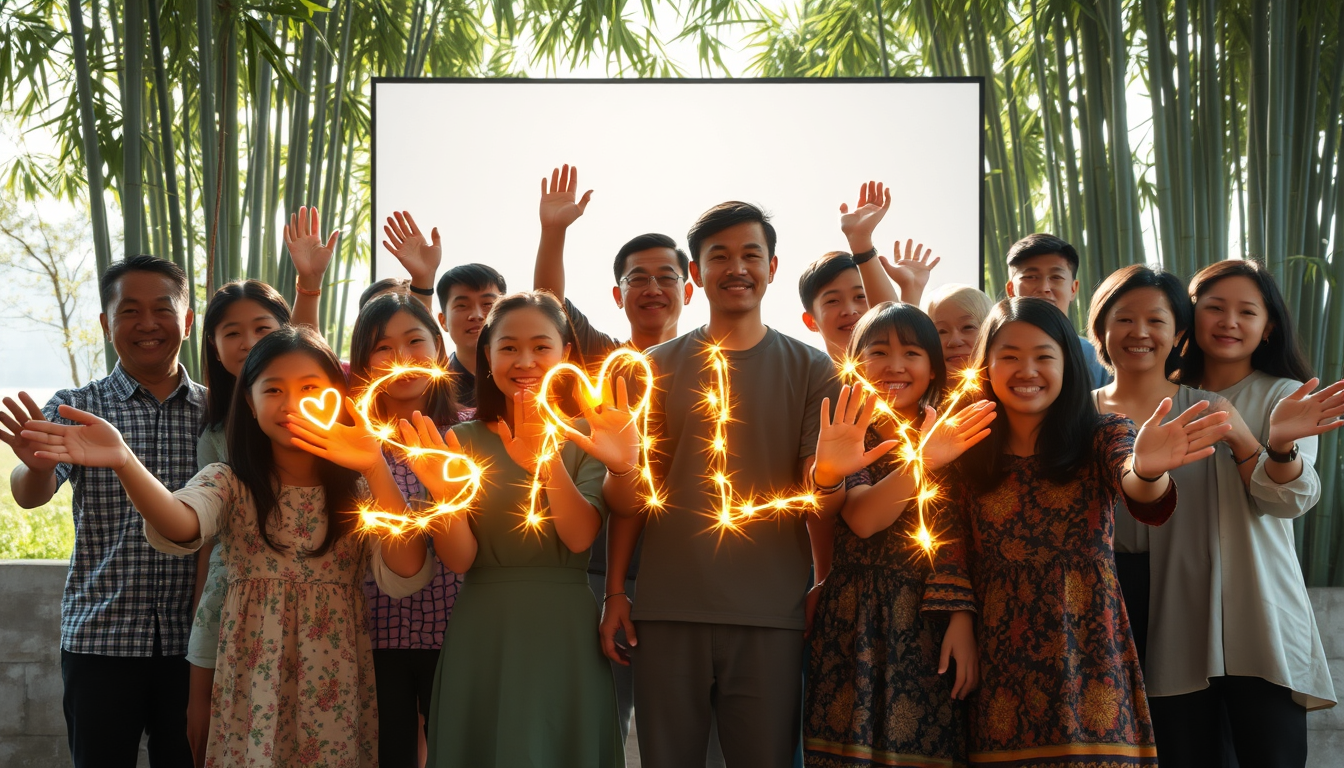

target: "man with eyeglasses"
[532,163,694,748]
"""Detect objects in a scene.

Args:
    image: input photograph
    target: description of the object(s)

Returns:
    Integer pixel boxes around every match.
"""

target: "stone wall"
[1,559,1341,766]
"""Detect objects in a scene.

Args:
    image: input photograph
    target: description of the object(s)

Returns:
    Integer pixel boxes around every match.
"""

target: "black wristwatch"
[409,283,435,297]
[1265,442,1299,463]
[851,247,878,265]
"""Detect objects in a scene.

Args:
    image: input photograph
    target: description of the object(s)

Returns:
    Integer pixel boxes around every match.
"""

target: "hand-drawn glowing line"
[300,362,485,536]
[703,344,820,533]
[836,361,983,561]
[525,348,662,531]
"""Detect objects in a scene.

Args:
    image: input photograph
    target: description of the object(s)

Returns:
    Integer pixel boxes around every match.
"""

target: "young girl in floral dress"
[804,302,996,767]
[23,326,435,767]
[953,297,1229,767]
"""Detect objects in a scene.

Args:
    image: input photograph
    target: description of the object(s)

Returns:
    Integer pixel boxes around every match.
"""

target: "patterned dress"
[956,415,1174,767]
[146,463,433,767]
[806,428,976,768]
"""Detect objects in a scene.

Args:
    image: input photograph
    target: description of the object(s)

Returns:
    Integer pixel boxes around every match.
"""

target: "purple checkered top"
[361,425,462,650]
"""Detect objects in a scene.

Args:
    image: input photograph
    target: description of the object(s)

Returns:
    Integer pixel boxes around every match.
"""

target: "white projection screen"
[371,78,984,347]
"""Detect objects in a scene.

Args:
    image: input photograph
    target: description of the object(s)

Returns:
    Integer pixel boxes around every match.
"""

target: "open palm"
[19,404,131,468]
[498,391,553,474]
[539,164,592,230]
[838,180,891,243]
[920,400,996,471]
[814,385,897,485]
[284,206,339,282]
[1268,378,1344,447]
[286,397,384,474]
[1133,398,1231,477]
[0,392,60,472]
[382,211,442,282]
[396,412,475,503]
[560,376,640,471]
[880,240,941,300]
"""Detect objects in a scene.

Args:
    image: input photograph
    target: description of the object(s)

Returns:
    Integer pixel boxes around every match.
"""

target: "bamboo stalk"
[196,0,220,293]
[148,0,186,272]
[68,0,115,340]
[1142,0,1178,269]
[1053,12,1086,256]
[123,0,145,256]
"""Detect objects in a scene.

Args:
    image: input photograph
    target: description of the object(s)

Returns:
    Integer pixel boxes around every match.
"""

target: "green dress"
[426,420,623,768]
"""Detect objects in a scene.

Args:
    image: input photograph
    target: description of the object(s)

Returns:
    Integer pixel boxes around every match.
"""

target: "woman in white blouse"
[1145,259,1342,767]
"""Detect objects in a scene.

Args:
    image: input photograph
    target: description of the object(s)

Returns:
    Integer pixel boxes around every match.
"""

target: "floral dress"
[805,428,976,767]
[144,463,433,767]
[955,415,1174,767]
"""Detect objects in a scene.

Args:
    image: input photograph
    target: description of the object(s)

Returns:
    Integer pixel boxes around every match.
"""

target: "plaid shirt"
[44,363,205,657]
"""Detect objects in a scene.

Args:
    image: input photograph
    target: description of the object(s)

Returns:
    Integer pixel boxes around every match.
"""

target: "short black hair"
[612,233,690,283]
[686,201,777,264]
[1006,233,1080,278]
[798,251,857,311]
[99,254,189,312]
[1087,264,1191,376]
[359,277,409,310]
[435,263,507,313]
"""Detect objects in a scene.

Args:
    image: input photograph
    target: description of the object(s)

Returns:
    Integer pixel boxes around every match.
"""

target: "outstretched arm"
[284,205,340,331]
[383,211,443,311]
[534,164,593,302]
[840,181,900,307]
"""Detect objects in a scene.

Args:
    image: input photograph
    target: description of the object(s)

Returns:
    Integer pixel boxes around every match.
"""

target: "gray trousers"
[631,620,803,768]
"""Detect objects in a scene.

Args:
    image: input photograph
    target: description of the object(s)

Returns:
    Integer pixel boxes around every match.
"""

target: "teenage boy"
[1,256,202,768]
[1003,232,1112,387]
[532,164,693,744]
[434,264,506,409]
[603,202,843,767]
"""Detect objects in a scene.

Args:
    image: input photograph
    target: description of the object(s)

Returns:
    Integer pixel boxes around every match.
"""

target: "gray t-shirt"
[631,326,839,630]
[1079,333,1113,388]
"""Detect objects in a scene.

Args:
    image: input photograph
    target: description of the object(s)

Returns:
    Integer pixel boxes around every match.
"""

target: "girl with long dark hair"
[955,297,1228,767]
[804,302,994,767]
[1152,259,1343,766]
[401,290,639,768]
[23,326,434,767]
[347,292,465,768]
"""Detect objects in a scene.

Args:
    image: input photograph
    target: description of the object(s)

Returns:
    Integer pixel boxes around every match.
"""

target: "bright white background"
[372,79,982,348]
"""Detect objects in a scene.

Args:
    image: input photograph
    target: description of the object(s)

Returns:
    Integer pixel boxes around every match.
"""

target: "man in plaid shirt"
[2,255,203,768]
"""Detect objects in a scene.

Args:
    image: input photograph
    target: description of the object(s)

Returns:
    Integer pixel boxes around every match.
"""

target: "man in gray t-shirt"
[603,201,841,767]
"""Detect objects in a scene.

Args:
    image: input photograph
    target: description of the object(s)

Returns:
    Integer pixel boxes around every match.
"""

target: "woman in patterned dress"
[348,292,467,768]
[24,326,438,767]
[804,302,996,767]
[952,298,1229,768]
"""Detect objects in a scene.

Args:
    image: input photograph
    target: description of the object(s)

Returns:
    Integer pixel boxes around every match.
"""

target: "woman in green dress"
[403,291,636,768]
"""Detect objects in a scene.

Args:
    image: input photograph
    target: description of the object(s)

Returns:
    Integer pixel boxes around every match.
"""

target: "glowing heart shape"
[299,388,342,431]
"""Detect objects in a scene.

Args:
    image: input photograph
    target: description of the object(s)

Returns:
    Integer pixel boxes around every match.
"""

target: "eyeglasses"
[620,275,683,289]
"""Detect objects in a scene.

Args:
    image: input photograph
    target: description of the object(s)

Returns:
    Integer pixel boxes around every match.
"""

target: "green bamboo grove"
[1,0,1341,582]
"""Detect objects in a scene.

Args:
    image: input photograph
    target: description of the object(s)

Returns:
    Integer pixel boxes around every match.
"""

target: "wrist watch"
[1265,442,1299,463]
[851,247,878,265]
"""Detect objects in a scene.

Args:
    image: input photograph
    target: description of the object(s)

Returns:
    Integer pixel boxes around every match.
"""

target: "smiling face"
[484,306,571,400]
[1192,275,1271,369]
[1102,286,1178,376]
[858,328,936,420]
[246,351,338,449]
[101,270,193,378]
[929,303,981,373]
[1006,254,1079,316]
[213,299,283,378]
[368,309,444,403]
[804,268,867,358]
[614,247,693,338]
[689,221,778,317]
[986,320,1065,418]
[439,283,502,353]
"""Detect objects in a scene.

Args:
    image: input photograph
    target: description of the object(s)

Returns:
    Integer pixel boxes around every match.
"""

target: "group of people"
[2,166,1340,768]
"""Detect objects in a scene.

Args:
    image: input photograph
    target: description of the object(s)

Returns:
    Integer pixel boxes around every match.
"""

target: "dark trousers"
[1114,551,1150,667]
[632,620,803,768]
[1150,676,1306,768]
[61,648,192,768]
[372,647,440,768]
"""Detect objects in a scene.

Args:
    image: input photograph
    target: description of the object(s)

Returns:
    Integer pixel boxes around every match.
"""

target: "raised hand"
[396,412,473,502]
[284,206,340,288]
[0,392,60,472]
[558,377,640,473]
[497,390,552,474]
[838,180,891,253]
[1132,398,1232,478]
[919,400,997,471]
[1268,378,1344,449]
[813,385,899,487]
[19,404,132,469]
[382,211,442,287]
[286,397,384,475]
[880,239,941,305]
[539,164,592,231]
